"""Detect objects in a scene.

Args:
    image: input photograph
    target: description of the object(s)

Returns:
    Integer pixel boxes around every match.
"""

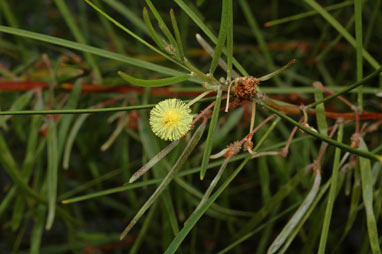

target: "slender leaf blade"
[120,121,206,240]
[164,156,252,254]
[209,0,229,75]
[46,119,59,230]
[0,25,186,77]
[267,171,321,254]
[318,123,343,254]
[118,71,190,87]
[200,86,222,180]
[304,0,379,69]
[359,140,381,254]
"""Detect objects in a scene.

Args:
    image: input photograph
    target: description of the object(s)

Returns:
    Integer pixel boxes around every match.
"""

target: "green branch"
[307,66,382,109]
[0,97,215,116]
[260,102,381,162]
[0,104,154,116]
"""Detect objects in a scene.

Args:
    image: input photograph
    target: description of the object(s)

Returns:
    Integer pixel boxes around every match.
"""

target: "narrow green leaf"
[237,166,308,237]
[0,135,78,226]
[267,171,321,254]
[170,9,185,61]
[217,203,299,254]
[0,186,17,219]
[174,0,249,76]
[12,222,27,253]
[165,116,282,253]
[63,114,89,169]
[10,194,25,231]
[226,0,233,80]
[142,7,165,50]
[195,33,239,78]
[174,0,215,45]
[0,0,27,59]
[129,140,180,183]
[277,178,331,254]
[209,0,229,75]
[129,203,158,254]
[0,25,186,77]
[0,0,19,29]
[335,166,362,248]
[30,205,46,254]
[200,86,222,180]
[62,154,250,204]
[0,133,44,203]
[304,0,379,69]
[359,140,381,254]
[164,156,251,254]
[84,0,186,69]
[59,169,121,201]
[62,178,163,204]
[144,0,179,57]
[138,102,180,237]
[101,116,129,152]
[318,123,343,254]
[120,121,206,240]
[354,0,363,110]
[316,15,354,63]
[193,157,230,214]
[174,177,253,218]
[46,119,59,230]
[0,91,33,127]
[22,99,44,179]
[364,0,381,49]
[0,97,214,116]
[257,59,296,82]
[265,1,353,27]
[0,104,155,116]
[57,80,82,157]
[253,117,281,152]
[118,71,190,87]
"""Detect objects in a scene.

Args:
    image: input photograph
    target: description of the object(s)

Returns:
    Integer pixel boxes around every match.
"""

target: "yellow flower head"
[150,99,193,141]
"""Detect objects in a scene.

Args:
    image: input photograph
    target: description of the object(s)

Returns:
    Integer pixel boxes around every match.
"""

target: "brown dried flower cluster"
[232,76,260,101]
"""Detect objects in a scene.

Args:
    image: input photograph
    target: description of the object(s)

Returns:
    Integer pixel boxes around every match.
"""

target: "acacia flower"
[150,98,193,141]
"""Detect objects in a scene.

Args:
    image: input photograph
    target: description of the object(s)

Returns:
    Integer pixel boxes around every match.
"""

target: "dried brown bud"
[350,133,362,148]
[244,139,253,152]
[299,122,317,134]
[225,141,242,158]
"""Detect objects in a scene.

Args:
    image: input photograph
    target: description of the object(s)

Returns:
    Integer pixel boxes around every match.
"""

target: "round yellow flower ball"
[149,99,193,141]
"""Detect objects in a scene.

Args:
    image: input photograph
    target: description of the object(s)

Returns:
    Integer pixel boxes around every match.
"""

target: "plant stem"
[307,66,382,109]
[260,102,381,162]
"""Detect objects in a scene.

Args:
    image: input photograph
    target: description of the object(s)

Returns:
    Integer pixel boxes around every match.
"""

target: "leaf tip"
[120,226,131,241]
[128,176,136,184]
